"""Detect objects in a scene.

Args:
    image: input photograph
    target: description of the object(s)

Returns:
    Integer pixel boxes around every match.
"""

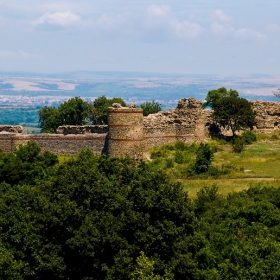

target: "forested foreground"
[1,143,280,279]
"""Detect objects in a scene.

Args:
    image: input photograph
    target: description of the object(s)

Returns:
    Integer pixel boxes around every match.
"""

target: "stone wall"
[250,101,280,133]
[56,125,108,135]
[1,99,280,157]
[0,133,107,156]
[0,125,23,133]
[143,98,207,148]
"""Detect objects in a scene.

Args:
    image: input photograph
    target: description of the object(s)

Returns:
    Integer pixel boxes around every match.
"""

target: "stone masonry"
[0,98,280,158]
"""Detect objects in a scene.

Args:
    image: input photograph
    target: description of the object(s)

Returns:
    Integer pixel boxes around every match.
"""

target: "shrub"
[271,133,279,140]
[242,131,257,144]
[174,141,187,151]
[166,158,174,168]
[232,136,245,153]
[174,151,184,164]
[194,143,214,174]
[150,150,162,159]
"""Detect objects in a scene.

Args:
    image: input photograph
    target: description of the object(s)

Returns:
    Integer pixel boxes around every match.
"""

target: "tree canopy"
[92,95,126,124]
[39,96,128,132]
[212,95,256,136]
[203,87,239,109]
[0,144,280,278]
[140,101,162,116]
[39,97,93,133]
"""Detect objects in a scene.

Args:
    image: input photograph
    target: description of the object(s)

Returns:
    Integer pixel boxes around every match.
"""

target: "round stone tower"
[107,105,143,159]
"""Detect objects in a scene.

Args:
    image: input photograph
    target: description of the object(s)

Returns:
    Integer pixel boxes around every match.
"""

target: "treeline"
[39,96,162,133]
[1,142,280,279]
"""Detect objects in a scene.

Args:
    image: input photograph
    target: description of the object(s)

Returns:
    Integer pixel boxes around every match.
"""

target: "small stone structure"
[0,98,280,158]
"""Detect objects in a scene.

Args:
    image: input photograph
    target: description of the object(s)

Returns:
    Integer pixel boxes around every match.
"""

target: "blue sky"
[0,0,279,75]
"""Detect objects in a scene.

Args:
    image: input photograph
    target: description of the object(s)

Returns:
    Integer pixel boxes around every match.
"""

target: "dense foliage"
[0,144,194,279]
[92,95,126,124]
[140,101,162,116]
[203,87,239,109]
[39,97,93,133]
[1,142,280,279]
[38,95,127,132]
[212,96,256,136]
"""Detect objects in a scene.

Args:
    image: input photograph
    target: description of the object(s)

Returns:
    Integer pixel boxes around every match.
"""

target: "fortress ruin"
[0,98,280,158]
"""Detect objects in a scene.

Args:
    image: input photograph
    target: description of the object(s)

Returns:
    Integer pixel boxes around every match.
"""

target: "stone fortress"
[0,98,280,158]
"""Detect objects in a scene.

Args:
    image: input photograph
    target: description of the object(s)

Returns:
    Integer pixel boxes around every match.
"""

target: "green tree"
[140,101,162,116]
[203,87,239,109]
[38,106,60,133]
[131,251,173,280]
[38,97,93,133]
[58,96,93,126]
[0,141,58,186]
[92,95,126,124]
[194,143,214,174]
[212,96,256,136]
[0,149,195,279]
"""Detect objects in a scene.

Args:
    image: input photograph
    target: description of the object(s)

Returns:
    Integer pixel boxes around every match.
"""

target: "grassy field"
[180,178,280,198]
[213,140,280,179]
[147,135,280,198]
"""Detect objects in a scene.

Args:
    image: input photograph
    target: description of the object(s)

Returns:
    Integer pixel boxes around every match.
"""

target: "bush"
[271,133,279,140]
[174,151,184,164]
[166,158,174,168]
[174,141,187,151]
[241,131,257,144]
[194,143,214,174]
[232,136,245,153]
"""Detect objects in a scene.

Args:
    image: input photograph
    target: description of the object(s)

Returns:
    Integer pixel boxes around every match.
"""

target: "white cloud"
[144,5,202,40]
[33,11,80,27]
[173,21,203,39]
[213,10,231,22]
[211,22,228,35]
[210,21,235,36]
[147,5,171,18]
[235,28,266,40]
[210,10,233,36]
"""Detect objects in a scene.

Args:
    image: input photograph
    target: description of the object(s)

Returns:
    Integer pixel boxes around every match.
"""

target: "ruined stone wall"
[56,125,108,135]
[1,99,280,157]
[250,101,280,133]
[143,98,207,149]
[0,125,23,133]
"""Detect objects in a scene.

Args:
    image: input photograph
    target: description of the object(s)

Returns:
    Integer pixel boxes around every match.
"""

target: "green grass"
[213,140,280,178]
[180,179,280,198]
[147,136,280,197]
